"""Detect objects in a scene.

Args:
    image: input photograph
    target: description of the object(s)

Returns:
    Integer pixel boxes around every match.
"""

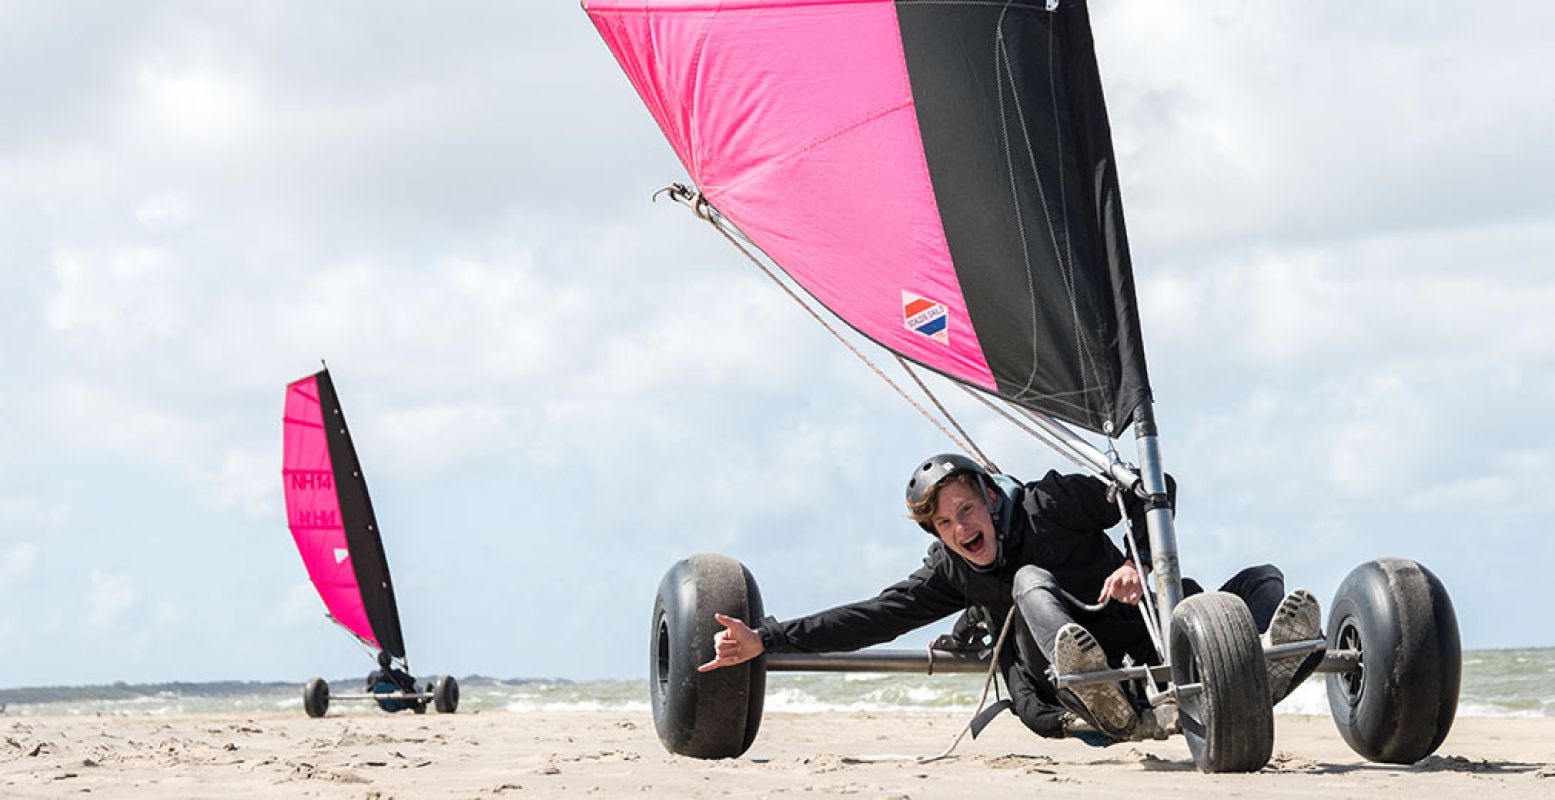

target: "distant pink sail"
[282,371,403,654]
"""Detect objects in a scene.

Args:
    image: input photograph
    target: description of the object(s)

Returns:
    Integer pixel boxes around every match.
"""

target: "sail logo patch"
[292,510,338,528]
[334,548,350,564]
[902,292,949,345]
[289,470,333,491]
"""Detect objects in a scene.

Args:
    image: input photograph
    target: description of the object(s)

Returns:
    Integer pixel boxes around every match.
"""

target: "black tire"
[303,677,330,718]
[433,675,460,713]
[1170,592,1274,773]
[1325,558,1460,764]
[649,554,766,758]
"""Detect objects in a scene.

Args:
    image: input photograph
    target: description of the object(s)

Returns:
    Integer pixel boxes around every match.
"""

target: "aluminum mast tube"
[1132,401,1183,642]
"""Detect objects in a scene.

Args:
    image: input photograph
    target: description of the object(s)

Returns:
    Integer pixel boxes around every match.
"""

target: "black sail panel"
[314,370,407,659]
[897,0,1150,435]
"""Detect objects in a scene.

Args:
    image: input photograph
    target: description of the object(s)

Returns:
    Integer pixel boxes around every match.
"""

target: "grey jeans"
[1011,562,1287,662]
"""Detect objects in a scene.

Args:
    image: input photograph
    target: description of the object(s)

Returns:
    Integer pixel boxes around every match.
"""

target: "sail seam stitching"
[992,5,1042,407]
[1047,9,1106,418]
[703,99,913,201]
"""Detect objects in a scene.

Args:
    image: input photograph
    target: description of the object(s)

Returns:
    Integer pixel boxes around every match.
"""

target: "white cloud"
[1098,3,1555,253]
[1403,448,1555,515]
[0,543,38,584]
[134,193,192,230]
[0,495,69,571]
[43,380,190,466]
[279,581,325,626]
[87,569,137,630]
[367,402,511,479]
[131,66,256,146]
[209,447,279,519]
[1320,374,1435,497]
[1143,236,1555,376]
[154,600,185,629]
[1403,476,1514,512]
[46,245,183,340]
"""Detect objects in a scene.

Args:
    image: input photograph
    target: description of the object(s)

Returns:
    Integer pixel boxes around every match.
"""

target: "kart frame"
[765,398,1340,748]
[646,400,1460,771]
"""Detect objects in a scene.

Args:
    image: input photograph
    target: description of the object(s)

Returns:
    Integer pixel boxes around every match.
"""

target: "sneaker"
[1053,623,1137,740]
[1261,589,1323,704]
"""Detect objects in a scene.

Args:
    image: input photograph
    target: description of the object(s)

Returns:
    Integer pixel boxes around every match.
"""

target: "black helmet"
[906,453,991,532]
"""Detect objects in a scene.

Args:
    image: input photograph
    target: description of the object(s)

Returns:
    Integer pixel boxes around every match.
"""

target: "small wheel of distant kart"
[303,677,330,718]
[1325,558,1460,763]
[433,675,460,713]
[1169,592,1273,773]
[650,553,766,758]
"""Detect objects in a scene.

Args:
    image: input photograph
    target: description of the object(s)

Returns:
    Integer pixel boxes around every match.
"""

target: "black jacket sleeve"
[1025,471,1120,530]
[757,555,967,653]
[1028,469,1177,568]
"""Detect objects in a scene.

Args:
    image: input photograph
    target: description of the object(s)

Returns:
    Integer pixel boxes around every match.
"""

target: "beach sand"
[2,709,1551,798]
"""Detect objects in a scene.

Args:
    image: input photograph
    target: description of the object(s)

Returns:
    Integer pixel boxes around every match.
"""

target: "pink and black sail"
[586,0,1149,435]
[282,369,407,658]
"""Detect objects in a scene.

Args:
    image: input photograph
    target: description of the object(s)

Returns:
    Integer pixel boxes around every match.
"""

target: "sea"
[1,647,1549,719]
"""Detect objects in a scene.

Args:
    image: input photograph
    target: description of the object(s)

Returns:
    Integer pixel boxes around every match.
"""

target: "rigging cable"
[660,184,994,469]
[1099,432,1165,660]
[895,355,994,471]
[659,184,1114,480]
[917,605,1019,763]
[838,605,1019,764]
[1114,489,1165,660]
[955,387,1102,477]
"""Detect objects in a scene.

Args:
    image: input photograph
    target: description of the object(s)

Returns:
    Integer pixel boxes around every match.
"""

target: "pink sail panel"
[586,0,998,391]
[282,375,377,649]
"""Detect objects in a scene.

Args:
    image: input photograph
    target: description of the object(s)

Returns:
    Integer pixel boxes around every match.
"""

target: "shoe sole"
[1054,624,1136,739]
[1265,589,1322,704]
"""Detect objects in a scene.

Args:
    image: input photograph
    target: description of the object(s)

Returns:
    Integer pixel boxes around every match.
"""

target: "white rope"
[657,185,1126,486]
[895,355,995,471]
[1114,490,1164,660]
[661,185,999,468]
[840,606,1020,764]
[957,386,1102,477]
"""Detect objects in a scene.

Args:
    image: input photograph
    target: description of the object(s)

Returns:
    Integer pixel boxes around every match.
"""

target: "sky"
[2,1,1553,688]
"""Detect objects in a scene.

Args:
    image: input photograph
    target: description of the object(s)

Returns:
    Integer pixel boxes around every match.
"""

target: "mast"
[314,369,407,660]
[1132,402,1183,641]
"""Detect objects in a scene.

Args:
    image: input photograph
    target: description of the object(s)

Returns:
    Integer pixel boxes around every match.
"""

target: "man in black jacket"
[699,454,1321,742]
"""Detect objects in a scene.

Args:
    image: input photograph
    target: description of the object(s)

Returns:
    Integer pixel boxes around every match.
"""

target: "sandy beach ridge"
[3,709,1552,798]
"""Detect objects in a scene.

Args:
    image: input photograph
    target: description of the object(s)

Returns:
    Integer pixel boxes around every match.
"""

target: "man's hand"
[1098,562,1144,605]
[697,613,766,672]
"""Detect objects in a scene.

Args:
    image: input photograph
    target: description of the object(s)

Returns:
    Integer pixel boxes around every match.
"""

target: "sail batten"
[588,0,1150,435]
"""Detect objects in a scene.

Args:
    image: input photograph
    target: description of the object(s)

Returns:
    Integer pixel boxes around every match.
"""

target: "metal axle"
[767,640,1342,676]
[329,691,435,701]
[766,649,989,675]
